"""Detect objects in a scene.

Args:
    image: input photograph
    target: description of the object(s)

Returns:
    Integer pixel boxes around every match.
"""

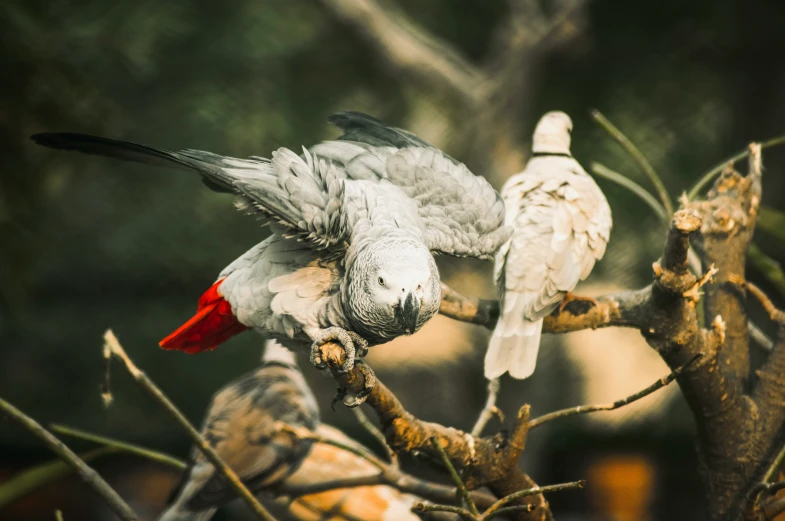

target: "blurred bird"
[266,424,431,521]
[157,339,319,521]
[485,111,612,380]
[32,112,509,403]
[159,340,450,521]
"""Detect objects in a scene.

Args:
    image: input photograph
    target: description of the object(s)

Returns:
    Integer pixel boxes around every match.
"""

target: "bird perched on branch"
[32,111,509,404]
[157,340,442,521]
[485,111,612,380]
[157,340,320,521]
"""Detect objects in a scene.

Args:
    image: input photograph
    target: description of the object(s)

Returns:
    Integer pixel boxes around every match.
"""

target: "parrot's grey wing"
[328,110,438,150]
[500,158,611,320]
[315,114,510,260]
[31,133,349,250]
[386,147,509,259]
[179,365,319,510]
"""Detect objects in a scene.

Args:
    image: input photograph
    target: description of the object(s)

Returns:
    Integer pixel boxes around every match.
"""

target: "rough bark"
[437,145,785,521]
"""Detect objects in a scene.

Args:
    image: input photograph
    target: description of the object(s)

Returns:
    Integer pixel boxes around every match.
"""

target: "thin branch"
[590,109,674,216]
[54,510,64,521]
[50,424,186,470]
[318,0,483,104]
[748,243,785,300]
[471,378,502,438]
[278,423,386,471]
[440,282,650,333]
[0,396,138,521]
[687,133,785,200]
[528,353,701,429]
[483,504,535,520]
[739,279,785,325]
[102,330,278,521]
[414,501,476,520]
[352,407,398,467]
[430,437,479,516]
[591,162,668,223]
[482,481,585,518]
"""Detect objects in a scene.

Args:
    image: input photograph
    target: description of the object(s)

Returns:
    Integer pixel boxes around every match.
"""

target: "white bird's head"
[345,238,441,342]
[532,111,573,155]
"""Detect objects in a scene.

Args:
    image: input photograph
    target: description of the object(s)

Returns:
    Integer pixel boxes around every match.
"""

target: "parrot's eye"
[416,284,422,291]
[378,277,385,286]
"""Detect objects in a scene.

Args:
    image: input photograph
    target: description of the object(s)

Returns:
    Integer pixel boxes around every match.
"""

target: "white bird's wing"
[497,156,611,320]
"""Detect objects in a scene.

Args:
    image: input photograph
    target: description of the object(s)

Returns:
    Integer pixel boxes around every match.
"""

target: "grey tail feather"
[30,132,235,193]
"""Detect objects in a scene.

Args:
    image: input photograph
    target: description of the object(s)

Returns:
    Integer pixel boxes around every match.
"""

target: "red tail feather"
[159,279,249,354]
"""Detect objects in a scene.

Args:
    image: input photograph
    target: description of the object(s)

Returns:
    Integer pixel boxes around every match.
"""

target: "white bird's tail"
[484,291,544,380]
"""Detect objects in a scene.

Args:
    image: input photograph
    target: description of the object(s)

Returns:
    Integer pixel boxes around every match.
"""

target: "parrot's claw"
[335,360,376,408]
[310,327,367,373]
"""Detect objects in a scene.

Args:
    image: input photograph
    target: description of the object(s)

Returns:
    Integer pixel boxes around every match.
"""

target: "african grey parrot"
[485,111,612,380]
[32,112,509,403]
[157,340,319,521]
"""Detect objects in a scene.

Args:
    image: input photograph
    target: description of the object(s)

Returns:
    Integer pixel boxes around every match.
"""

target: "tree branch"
[528,354,701,429]
[318,0,484,104]
[0,396,138,521]
[50,424,186,470]
[352,407,398,467]
[313,341,550,519]
[102,330,278,521]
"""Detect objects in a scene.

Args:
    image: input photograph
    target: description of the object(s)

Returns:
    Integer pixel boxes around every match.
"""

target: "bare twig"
[687,133,785,200]
[102,330,278,521]
[50,424,186,470]
[528,353,701,429]
[471,378,502,438]
[482,481,586,518]
[738,279,785,325]
[278,423,386,471]
[590,109,674,216]
[318,0,483,104]
[352,407,398,467]
[101,341,113,407]
[483,505,535,520]
[748,243,785,300]
[414,501,476,520]
[0,396,138,521]
[591,162,668,222]
[277,424,497,509]
[430,437,479,516]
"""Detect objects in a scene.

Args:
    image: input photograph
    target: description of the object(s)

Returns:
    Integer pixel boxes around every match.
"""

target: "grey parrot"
[485,111,612,380]
[157,339,320,521]
[32,112,509,402]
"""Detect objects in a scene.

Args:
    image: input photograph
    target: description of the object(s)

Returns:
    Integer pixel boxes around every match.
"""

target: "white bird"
[484,111,612,380]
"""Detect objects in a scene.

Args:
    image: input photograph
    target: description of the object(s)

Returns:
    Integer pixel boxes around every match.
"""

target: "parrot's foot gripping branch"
[310,327,368,373]
[332,360,376,409]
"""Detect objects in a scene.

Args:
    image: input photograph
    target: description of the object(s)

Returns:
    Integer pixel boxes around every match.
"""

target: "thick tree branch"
[313,340,550,520]
[691,145,762,385]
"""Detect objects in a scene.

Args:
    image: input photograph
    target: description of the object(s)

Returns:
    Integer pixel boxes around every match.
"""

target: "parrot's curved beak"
[396,292,420,334]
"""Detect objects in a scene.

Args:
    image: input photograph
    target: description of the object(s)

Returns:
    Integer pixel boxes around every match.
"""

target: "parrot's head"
[345,238,441,341]
[532,111,573,155]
